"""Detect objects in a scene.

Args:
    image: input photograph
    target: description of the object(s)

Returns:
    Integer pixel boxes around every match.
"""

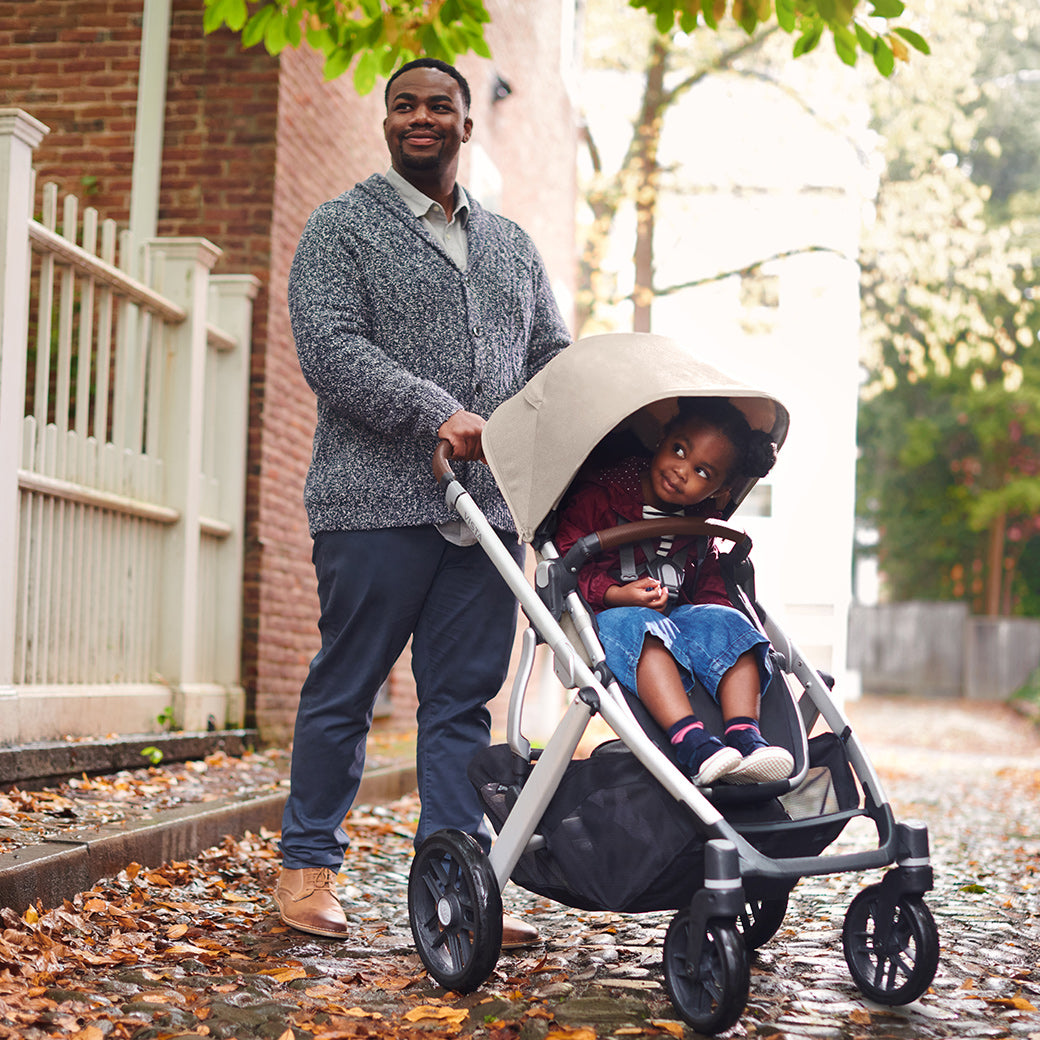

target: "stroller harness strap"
[615,508,708,604]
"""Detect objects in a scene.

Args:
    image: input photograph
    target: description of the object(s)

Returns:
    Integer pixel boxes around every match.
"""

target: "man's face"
[383,67,472,178]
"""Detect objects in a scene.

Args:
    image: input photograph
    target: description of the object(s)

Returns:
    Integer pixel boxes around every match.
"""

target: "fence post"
[0,110,48,736]
[208,273,260,726]
[149,237,222,728]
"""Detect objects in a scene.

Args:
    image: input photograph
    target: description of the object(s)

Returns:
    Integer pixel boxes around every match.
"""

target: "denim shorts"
[596,603,772,702]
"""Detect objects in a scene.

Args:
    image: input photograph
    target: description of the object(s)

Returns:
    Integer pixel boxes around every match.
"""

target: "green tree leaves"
[631,0,927,75]
[203,0,926,92]
[202,0,491,92]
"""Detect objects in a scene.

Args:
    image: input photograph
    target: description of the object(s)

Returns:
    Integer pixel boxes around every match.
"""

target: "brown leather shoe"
[274,867,349,938]
[501,913,539,949]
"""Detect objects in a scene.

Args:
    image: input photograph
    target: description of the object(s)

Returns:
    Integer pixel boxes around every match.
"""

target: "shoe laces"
[305,867,338,892]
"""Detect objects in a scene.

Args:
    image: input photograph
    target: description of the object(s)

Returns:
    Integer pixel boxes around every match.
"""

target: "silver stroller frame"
[406,443,938,1034]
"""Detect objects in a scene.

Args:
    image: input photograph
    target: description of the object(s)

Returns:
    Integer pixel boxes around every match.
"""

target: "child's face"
[643,417,738,510]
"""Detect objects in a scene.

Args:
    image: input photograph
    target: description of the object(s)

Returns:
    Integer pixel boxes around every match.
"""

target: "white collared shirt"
[385,167,469,269]
[384,168,477,546]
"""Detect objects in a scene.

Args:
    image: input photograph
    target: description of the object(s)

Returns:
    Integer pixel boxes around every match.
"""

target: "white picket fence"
[0,109,259,743]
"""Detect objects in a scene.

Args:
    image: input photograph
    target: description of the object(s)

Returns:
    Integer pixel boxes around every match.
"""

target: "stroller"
[406,333,939,1034]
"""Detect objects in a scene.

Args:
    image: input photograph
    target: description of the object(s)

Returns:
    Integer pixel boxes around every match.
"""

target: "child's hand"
[605,578,670,612]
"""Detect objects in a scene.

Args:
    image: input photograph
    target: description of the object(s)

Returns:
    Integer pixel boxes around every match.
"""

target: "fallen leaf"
[648,1022,685,1038]
[403,1005,469,1024]
[166,923,189,939]
[849,1007,872,1024]
[258,964,308,983]
[984,995,1038,1011]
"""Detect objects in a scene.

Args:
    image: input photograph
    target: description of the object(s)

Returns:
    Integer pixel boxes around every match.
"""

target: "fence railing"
[0,109,259,744]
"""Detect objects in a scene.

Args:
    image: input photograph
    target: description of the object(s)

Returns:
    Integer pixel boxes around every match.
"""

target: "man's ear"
[462,117,473,143]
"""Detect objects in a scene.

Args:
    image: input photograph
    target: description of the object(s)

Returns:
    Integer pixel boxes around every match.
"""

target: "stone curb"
[0,730,261,789]
[0,761,417,914]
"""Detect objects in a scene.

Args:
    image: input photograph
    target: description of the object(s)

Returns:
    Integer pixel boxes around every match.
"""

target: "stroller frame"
[407,340,939,1033]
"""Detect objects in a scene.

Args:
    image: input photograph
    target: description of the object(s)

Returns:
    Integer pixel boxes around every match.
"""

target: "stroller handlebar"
[433,439,455,487]
[562,518,752,575]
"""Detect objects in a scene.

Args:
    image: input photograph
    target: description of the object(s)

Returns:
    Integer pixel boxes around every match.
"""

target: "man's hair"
[384,58,472,113]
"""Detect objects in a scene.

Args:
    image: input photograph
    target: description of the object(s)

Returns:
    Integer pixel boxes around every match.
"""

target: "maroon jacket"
[552,456,731,613]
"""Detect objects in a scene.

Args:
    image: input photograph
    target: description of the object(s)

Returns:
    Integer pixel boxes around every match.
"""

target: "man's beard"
[400,150,440,171]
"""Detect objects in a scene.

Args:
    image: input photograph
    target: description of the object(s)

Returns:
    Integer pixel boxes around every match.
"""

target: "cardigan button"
[472,325,483,337]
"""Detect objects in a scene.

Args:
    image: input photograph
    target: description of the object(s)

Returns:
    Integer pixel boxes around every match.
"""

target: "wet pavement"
[0,694,1038,1039]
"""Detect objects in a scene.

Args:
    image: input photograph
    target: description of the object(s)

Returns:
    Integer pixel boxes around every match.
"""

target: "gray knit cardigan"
[288,174,571,536]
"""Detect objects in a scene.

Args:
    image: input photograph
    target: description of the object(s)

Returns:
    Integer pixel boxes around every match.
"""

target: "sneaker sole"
[724,747,795,785]
[692,746,742,785]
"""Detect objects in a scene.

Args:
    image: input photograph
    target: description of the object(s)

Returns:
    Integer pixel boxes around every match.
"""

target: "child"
[553,396,795,787]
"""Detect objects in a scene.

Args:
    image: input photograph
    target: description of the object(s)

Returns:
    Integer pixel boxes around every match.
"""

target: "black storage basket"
[469,732,859,913]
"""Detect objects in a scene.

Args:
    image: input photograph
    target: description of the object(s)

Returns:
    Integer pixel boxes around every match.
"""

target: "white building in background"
[583,55,878,700]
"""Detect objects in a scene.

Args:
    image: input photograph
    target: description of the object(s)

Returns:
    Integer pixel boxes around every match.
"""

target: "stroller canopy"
[482,332,790,543]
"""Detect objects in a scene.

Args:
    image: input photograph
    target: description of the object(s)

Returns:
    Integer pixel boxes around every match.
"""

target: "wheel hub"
[437,894,460,928]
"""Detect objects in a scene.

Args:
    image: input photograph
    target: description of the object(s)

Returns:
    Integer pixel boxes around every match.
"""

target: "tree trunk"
[984,507,1006,616]
[631,35,669,333]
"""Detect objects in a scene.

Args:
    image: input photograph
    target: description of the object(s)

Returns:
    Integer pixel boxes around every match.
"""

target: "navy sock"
[668,715,708,747]
[669,715,724,773]
[724,715,760,736]
[725,716,768,754]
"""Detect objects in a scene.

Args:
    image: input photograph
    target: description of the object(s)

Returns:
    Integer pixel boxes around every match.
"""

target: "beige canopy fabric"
[481,332,790,543]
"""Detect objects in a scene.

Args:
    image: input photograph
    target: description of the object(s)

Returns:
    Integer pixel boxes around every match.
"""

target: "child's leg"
[716,649,794,784]
[637,637,740,785]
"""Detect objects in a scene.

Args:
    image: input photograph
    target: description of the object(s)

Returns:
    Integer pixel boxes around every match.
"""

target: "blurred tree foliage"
[201,0,927,94]
[857,0,1040,616]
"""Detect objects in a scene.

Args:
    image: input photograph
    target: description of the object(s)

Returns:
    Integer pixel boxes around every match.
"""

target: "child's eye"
[672,443,686,458]
[695,466,710,479]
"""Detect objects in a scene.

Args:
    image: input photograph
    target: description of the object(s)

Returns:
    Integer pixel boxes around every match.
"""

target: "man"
[276,58,570,948]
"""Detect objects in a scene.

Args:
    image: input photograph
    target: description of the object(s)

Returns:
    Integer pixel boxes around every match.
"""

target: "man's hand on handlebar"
[438,410,486,462]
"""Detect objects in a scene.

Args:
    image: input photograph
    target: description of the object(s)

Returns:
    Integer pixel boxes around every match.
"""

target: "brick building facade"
[2,0,577,743]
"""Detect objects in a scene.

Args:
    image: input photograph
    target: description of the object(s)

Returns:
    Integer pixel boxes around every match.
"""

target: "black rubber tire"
[842,886,940,1005]
[737,894,789,950]
[662,910,750,1034]
[408,829,502,993]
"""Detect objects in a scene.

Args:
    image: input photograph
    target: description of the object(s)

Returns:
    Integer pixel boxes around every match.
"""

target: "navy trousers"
[279,526,524,868]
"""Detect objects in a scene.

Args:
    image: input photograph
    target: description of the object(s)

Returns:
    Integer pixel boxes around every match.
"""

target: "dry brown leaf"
[304,984,348,998]
[546,1028,597,1040]
[166,923,189,939]
[403,1005,469,1024]
[849,1007,872,1024]
[985,995,1038,1011]
[648,1022,685,1038]
[165,942,213,957]
[258,964,309,983]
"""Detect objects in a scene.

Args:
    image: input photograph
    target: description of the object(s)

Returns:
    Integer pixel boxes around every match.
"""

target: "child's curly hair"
[669,397,778,484]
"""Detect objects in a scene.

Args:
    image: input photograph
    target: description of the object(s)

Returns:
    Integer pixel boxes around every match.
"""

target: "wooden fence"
[0,109,259,743]
[848,601,1040,701]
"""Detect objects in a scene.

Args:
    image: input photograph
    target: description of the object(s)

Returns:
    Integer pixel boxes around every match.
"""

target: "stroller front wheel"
[842,886,939,1005]
[663,910,750,1034]
[737,893,790,950]
[408,829,503,993]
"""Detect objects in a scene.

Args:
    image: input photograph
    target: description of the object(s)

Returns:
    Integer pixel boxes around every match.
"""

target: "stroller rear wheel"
[663,910,750,1034]
[408,829,502,993]
[737,894,789,950]
[842,885,939,1005]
